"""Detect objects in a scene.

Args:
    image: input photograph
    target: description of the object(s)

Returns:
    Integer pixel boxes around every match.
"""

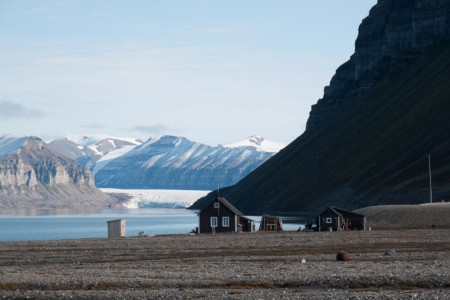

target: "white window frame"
[325,217,333,224]
[210,217,218,227]
[214,202,220,208]
[222,216,230,227]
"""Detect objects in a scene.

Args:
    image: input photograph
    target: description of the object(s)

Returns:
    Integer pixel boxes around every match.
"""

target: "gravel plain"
[0,229,449,299]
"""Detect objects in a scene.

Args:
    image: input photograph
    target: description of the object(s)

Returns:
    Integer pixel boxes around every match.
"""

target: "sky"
[0,0,377,146]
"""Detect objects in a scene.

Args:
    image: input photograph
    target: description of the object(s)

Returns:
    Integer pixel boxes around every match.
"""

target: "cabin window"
[214,202,220,208]
[325,217,332,224]
[210,217,218,227]
[222,217,230,227]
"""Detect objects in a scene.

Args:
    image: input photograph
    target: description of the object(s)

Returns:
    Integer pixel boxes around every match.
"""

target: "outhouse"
[107,219,126,238]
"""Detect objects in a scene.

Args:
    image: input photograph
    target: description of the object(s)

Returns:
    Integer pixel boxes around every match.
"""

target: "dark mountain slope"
[191,44,450,218]
[308,0,450,130]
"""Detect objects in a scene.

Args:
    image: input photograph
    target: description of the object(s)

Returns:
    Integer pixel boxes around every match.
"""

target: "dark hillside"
[192,0,450,217]
[191,44,450,218]
[308,0,450,130]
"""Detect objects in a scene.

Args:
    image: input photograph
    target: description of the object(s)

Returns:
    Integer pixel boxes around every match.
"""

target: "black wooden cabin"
[317,206,367,231]
[198,197,255,233]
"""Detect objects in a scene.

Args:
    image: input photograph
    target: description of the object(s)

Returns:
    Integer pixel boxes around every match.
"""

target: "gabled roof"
[217,197,245,216]
[200,197,245,216]
[261,214,282,220]
[319,207,343,218]
[333,207,365,218]
[320,206,365,218]
[199,197,255,222]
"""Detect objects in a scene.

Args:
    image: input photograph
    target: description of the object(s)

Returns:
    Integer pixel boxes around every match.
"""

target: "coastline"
[0,208,199,242]
[1,229,449,299]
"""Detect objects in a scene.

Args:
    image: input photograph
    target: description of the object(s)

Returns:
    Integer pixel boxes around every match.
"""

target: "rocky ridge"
[0,135,115,209]
[307,0,450,130]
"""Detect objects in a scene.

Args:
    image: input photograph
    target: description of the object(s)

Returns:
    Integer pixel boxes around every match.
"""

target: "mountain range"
[48,135,144,174]
[0,134,284,208]
[51,135,285,190]
[191,0,450,218]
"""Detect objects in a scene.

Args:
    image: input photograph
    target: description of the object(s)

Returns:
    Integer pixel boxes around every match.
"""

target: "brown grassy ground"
[355,203,450,229]
[0,229,449,299]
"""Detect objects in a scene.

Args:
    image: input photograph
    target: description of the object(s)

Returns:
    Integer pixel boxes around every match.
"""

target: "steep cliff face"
[192,0,450,217]
[0,136,115,209]
[307,0,450,130]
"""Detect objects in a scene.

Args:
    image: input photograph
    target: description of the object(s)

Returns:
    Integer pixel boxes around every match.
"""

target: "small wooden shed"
[259,215,284,231]
[198,197,255,234]
[317,207,366,231]
[107,219,126,238]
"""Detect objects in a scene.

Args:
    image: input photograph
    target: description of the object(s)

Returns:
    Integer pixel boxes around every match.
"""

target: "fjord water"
[0,209,303,242]
[0,208,199,242]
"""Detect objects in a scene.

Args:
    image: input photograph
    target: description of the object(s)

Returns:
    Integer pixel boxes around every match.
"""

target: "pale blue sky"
[0,0,377,145]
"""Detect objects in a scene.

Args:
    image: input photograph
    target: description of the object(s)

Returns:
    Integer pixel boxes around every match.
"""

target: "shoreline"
[1,229,449,299]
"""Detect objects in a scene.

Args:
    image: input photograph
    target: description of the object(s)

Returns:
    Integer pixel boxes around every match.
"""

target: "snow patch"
[222,135,286,153]
[144,154,166,169]
[93,144,139,174]
[0,134,29,158]
[66,135,141,148]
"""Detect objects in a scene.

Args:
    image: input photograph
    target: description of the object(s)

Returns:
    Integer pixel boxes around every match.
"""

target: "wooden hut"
[259,215,284,231]
[317,207,366,231]
[198,197,255,233]
[107,219,126,238]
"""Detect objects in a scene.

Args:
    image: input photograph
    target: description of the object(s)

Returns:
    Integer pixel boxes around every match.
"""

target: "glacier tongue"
[101,188,210,208]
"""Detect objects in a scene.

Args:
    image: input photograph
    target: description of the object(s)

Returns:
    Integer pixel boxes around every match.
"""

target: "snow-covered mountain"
[222,135,285,153]
[49,135,143,173]
[0,134,30,158]
[94,135,284,190]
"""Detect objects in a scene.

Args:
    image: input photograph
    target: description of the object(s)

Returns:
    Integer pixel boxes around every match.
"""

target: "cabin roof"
[320,206,365,218]
[261,214,282,220]
[200,197,245,217]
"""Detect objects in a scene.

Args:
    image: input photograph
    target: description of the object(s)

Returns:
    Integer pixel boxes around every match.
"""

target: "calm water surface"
[0,209,303,242]
[0,208,199,242]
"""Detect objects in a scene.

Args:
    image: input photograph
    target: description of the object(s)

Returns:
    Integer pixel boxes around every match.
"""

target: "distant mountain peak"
[248,135,265,146]
[48,135,144,173]
[222,136,286,153]
[65,135,142,151]
[0,134,30,158]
